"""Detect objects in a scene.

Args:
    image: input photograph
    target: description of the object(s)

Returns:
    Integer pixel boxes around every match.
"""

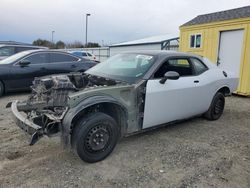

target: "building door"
[217,29,244,76]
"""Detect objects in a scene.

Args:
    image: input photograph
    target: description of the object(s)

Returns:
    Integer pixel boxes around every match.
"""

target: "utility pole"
[85,13,91,47]
[51,31,55,43]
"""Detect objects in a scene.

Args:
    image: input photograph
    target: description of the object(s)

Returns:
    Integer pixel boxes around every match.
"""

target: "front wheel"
[71,112,119,163]
[204,92,225,120]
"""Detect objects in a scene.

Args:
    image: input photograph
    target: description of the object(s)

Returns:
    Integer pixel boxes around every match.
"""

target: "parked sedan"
[8,51,238,163]
[0,50,97,96]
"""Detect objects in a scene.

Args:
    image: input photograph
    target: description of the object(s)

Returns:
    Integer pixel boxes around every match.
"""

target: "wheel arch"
[216,85,231,96]
[71,102,128,135]
[61,96,128,146]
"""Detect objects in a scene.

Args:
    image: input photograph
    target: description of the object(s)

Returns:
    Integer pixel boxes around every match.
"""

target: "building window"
[190,34,202,48]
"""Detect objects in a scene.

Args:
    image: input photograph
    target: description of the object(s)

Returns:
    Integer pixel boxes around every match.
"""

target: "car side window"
[24,53,49,64]
[0,47,15,56]
[81,52,87,57]
[191,58,208,75]
[50,53,79,63]
[154,58,194,78]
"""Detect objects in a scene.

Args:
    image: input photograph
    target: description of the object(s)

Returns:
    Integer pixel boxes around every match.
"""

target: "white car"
[9,51,238,163]
[69,50,99,62]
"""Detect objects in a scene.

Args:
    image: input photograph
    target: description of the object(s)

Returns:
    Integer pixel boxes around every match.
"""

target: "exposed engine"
[15,72,121,137]
[29,75,77,107]
[25,72,119,108]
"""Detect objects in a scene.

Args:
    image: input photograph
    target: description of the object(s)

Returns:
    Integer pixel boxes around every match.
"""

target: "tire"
[204,92,225,120]
[71,112,119,163]
[0,81,4,97]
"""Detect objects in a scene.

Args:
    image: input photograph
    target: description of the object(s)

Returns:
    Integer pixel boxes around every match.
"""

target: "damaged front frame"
[11,100,44,145]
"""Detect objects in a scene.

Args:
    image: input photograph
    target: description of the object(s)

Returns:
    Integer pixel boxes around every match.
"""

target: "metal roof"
[182,5,250,27]
[110,34,179,47]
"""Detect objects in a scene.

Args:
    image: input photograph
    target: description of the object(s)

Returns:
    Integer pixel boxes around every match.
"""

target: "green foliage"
[32,39,54,48]
[66,41,84,48]
[33,39,100,49]
[85,42,100,48]
[55,41,65,49]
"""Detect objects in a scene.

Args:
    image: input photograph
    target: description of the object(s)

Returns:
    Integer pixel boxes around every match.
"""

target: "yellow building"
[179,6,250,96]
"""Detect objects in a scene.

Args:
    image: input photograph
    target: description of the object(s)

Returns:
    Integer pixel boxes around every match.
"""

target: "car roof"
[22,49,74,54]
[0,41,32,45]
[123,50,202,58]
[0,44,47,49]
[10,49,82,59]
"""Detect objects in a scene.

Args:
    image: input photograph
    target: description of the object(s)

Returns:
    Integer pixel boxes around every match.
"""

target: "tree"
[85,42,100,48]
[33,39,101,49]
[32,39,54,48]
[66,41,84,48]
[55,41,65,49]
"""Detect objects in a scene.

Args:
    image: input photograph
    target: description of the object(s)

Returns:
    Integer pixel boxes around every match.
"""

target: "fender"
[61,95,128,146]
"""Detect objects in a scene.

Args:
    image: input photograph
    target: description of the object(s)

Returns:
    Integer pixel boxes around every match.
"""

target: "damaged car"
[7,51,238,163]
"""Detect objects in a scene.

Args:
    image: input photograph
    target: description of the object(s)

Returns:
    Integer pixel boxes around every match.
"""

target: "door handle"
[71,64,77,68]
[194,80,199,83]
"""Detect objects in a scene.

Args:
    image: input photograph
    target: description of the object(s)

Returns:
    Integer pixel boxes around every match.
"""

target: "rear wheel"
[204,92,225,120]
[0,81,4,97]
[71,112,119,163]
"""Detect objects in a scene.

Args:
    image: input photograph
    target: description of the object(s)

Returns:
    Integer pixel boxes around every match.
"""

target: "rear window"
[191,58,208,75]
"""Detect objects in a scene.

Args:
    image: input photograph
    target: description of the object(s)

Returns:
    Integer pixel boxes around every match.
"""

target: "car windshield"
[86,53,155,83]
[0,51,31,64]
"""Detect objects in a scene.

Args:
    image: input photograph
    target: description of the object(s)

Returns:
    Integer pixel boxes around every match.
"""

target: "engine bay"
[14,73,122,137]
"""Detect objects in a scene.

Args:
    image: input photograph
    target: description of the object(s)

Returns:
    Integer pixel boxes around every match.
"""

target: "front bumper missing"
[10,101,44,145]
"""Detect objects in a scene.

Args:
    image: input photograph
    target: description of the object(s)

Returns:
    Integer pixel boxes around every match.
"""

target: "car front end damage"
[8,75,77,145]
[7,73,130,145]
[10,100,67,145]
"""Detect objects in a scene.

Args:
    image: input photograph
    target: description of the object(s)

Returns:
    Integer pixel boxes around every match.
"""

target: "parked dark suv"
[0,42,47,60]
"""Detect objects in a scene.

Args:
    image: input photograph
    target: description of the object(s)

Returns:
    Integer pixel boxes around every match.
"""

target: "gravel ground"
[0,93,249,188]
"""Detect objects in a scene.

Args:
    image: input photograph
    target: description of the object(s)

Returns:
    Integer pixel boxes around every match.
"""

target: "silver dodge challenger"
[8,51,238,163]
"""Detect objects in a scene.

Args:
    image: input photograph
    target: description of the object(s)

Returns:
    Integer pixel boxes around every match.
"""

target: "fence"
[65,44,179,62]
[66,47,110,62]
[165,44,179,51]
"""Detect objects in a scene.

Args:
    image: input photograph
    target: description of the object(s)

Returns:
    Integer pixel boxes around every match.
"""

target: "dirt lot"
[0,93,249,188]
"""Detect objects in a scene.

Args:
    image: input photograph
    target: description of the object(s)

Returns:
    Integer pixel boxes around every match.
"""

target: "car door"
[142,57,205,129]
[46,52,81,74]
[9,52,49,90]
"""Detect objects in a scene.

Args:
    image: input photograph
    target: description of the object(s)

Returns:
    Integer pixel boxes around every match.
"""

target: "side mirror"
[159,71,180,84]
[19,60,31,66]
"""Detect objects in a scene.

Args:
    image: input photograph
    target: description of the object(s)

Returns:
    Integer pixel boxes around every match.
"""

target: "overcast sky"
[0,0,249,45]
